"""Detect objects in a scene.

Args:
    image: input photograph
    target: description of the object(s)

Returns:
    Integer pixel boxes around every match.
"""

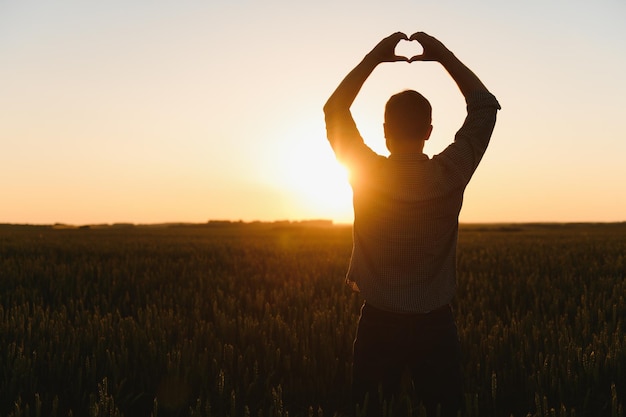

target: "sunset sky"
[1,1,625,225]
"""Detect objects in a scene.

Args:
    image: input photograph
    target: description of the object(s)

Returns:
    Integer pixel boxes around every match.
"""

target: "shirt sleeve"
[324,108,383,176]
[432,91,501,187]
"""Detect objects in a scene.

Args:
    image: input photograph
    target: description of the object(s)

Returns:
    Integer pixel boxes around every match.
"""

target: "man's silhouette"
[323,32,500,416]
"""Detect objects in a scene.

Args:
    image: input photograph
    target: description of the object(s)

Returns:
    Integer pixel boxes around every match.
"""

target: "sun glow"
[267,124,354,223]
[286,146,353,222]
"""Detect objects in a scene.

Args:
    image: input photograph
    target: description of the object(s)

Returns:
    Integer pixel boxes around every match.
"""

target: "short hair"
[384,90,432,140]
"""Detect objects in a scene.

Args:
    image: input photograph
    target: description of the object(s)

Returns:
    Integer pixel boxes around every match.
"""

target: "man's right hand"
[408,32,454,63]
[409,32,490,98]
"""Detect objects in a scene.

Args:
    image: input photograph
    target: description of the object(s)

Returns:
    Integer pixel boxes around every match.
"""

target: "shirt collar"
[389,152,429,161]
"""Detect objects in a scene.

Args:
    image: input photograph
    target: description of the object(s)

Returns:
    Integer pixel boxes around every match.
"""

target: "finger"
[388,32,409,45]
[408,54,425,63]
[379,32,405,49]
[393,55,409,62]
[394,31,409,41]
[409,31,425,41]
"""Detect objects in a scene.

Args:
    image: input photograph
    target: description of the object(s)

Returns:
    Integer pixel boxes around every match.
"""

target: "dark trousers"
[352,302,463,417]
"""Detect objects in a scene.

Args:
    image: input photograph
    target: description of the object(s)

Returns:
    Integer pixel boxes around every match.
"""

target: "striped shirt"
[325,91,501,313]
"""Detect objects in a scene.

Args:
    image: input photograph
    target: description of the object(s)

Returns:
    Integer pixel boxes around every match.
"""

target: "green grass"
[0,222,624,416]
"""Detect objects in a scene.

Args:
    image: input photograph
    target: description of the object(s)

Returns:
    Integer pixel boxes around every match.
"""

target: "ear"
[424,124,433,141]
[383,123,395,152]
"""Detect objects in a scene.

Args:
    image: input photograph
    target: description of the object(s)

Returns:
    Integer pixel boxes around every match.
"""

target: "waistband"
[362,302,452,319]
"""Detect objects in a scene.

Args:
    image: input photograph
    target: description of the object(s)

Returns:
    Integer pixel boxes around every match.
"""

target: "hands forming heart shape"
[394,39,424,63]
[371,31,450,64]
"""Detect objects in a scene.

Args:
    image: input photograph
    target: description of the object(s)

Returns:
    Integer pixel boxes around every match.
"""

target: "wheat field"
[0,222,624,416]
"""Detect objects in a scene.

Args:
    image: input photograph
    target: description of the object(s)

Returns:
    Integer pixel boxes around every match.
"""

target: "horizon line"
[2,219,625,229]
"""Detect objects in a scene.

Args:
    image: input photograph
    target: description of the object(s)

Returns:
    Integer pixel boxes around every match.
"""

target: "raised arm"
[409,32,500,184]
[324,33,408,163]
[323,32,409,114]
[409,32,489,97]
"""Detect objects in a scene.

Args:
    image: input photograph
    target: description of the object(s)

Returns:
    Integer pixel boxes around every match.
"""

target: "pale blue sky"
[1,0,625,224]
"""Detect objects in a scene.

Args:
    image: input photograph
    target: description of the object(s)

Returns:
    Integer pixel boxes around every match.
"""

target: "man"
[323,32,500,416]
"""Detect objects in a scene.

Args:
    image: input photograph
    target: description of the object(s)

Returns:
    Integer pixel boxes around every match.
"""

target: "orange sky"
[1,1,625,225]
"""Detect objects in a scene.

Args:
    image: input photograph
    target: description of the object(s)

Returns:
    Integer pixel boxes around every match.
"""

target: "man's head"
[384,90,433,153]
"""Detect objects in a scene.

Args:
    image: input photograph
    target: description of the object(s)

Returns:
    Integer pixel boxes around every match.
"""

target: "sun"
[285,142,353,222]
[266,125,354,223]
